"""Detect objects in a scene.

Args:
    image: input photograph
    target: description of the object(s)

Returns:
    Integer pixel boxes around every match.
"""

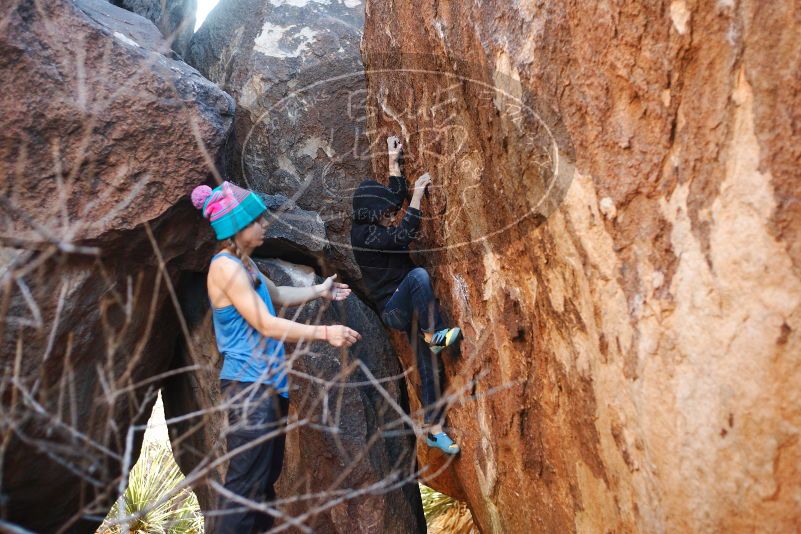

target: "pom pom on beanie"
[191,185,213,211]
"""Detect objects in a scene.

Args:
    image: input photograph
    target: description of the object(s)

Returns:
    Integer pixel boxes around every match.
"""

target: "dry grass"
[420,484,477,534]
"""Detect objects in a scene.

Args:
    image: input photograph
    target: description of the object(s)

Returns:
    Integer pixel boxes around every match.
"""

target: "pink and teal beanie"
[191,181,267,240]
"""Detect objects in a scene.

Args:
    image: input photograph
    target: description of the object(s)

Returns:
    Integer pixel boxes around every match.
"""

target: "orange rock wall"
[361,1,801,532]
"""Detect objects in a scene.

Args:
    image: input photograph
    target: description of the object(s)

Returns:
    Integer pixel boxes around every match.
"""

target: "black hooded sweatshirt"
[351,175,421,311]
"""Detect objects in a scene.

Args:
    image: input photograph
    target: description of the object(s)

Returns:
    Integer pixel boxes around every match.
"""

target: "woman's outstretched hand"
[324,325,362,348]
[318,274,351,301]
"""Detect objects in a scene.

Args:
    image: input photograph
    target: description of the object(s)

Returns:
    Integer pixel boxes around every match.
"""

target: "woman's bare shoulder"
[208,254,246,284]
[208,255,248,308]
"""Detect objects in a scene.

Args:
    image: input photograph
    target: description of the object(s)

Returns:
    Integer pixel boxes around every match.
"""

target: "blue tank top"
[210,252,288,397]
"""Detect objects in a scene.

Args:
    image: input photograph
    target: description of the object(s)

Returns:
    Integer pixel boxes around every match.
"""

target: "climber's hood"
[352,177,407,223]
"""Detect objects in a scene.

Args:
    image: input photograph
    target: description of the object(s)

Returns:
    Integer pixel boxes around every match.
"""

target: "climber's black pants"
[381,267,447,424]
[213,380,289,534]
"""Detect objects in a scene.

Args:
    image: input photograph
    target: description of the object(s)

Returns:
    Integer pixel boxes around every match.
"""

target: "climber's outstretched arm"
[387,136,408,200]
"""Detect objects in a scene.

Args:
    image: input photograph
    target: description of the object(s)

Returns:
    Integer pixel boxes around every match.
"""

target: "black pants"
[213,380,289,534]
[381,267,447,424]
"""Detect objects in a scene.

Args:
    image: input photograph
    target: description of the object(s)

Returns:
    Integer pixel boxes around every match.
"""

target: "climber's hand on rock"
[324,325,361,348]
[387,135,403,174]
[387,135,402,161]
[412,173,432,199]
[318,274,351,301]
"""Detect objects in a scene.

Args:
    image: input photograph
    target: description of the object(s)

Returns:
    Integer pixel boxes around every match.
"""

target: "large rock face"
[165,254,426,532]
[111,0,197,58]
[0,0,233,531]
[187,0,370,278]
[361,1,801,532]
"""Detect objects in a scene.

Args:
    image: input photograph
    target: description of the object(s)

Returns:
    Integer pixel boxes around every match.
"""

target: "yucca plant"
[99,443,203,533]
[419,484,477,534]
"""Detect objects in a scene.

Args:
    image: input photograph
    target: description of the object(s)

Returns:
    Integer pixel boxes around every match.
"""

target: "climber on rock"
[350,135,462,455]
[191,180,360,533]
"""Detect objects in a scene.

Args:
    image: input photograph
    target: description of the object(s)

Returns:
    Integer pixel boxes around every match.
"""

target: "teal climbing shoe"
[428,327,462,354]
[426,432,460,455]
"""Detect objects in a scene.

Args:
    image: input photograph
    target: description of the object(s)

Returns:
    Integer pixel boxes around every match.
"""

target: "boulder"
[361,1,801,532]
[0,0,234,246]
[186,0,371,279]
[255,193,329,269]
[110,0,197,58]
[0,0,233,531]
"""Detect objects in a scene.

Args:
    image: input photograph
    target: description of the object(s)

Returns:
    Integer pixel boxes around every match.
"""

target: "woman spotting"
[191,181,361,533]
